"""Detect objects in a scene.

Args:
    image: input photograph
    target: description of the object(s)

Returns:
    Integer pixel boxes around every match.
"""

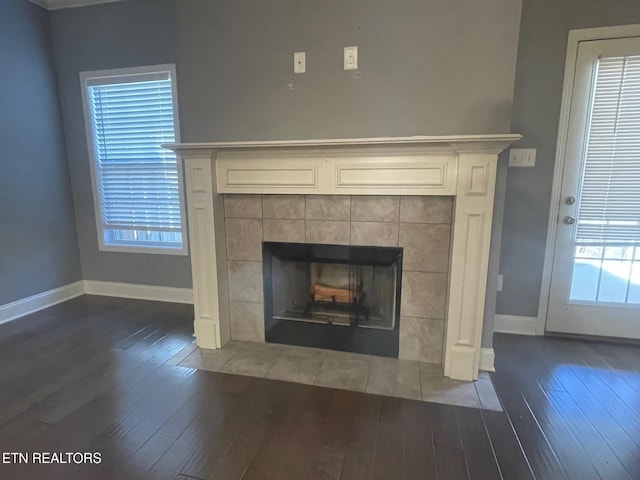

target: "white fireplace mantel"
[165,134,520,381]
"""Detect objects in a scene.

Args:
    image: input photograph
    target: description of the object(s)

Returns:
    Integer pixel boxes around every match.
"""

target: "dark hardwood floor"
[1,296,640,479]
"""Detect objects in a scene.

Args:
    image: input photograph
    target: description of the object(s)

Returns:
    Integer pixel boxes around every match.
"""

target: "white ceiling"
[27,0,127,10]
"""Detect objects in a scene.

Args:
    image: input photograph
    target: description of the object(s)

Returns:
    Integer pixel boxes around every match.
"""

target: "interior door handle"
[563,216,576,225]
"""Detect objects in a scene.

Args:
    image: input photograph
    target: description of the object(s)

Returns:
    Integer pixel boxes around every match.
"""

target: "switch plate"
[344,46,358,70]
[293,51,306,73]
[509,148,536,167]
[497,274,503,292]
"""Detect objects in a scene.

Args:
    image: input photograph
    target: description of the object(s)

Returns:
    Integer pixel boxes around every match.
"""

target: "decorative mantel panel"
[165,135,520,381]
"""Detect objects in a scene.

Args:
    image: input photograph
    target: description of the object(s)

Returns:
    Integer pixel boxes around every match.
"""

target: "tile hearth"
[169,341,502,411]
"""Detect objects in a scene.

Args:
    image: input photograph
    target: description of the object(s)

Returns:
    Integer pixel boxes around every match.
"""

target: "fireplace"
[263,242,402,356]
[166,134,520,380]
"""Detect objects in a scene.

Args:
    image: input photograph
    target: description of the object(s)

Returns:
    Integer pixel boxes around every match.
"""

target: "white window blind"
[576,54,640,244]
[84,67,185,253]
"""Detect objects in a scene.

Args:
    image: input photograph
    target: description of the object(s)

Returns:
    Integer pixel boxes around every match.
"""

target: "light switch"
[509,148,536,167]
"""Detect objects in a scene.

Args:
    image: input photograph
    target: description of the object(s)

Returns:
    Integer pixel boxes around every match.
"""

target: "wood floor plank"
[265,386,334,480]
[491,374,568,480]
[203,420,268,480]
[481,410,535,480]
[431,403,469,480]
[306,389,360,480]
[144,388,239,480]
[456,407,501,480]
[541,354,640,474]
[544,389,634,480]
[509,373,601,480]
[3,299,640,480]
[372,397,405,480]
[337,394,381,480]
[404,400,437,480]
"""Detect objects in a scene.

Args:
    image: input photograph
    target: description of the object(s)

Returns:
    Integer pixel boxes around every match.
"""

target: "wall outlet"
[344,46,358,70]
[509,148,536,167]
[497,274,503,292]
[293,51,306,74]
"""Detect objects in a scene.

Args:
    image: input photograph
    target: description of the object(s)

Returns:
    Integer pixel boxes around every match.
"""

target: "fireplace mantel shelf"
[166,134,520,381]
[164,133,521,153]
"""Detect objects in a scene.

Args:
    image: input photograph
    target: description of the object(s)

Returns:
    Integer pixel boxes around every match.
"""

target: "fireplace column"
[445,144,500,380]
[182,151,231,349]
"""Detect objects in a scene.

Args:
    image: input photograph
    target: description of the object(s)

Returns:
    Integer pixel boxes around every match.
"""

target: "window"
[570,53,640,303]
[575,54,640,247]
[81,65,187,255]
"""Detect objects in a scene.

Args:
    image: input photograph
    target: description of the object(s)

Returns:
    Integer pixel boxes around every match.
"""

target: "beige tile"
[366,357,421,400]
[401,271,447,319]
[400,196,452,224]
[224,195,262,218]
[238,340,286,354]
[227,261,263,303]
[222,339,248,350]
[279,344,328,359]
[262,195,305,219]
[220,348,280,377]
[314,358,370,392]
[230,301,264,342]
[178,347,238,372]
[399,223,450,272]
[475,378,503,411]
[351,222,398,247]
[326,349,372,363]
[306,195,350,221]
[420,363,481,408]
[419,361,444,378]
[263,219,305,243]
[306,220,350,245]
[399,317,444,364]
[351,196,400,222]
[266,353,324,384]
[226,218,263,261]
[166,341,198,366]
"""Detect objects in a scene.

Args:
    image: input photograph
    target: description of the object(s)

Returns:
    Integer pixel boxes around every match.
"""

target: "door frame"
[538,23,640,335]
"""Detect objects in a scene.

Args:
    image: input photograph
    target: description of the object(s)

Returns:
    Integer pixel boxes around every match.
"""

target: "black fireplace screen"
[262,242,402,356]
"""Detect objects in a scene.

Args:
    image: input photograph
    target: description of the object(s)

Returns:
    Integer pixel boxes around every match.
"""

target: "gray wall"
[177,0,522,141]
[0,0,81,305]
[497,0,640,317]
[176,0,522,347]
[47,0,522,348]
[46,0,522,350]
[50,0,192,288]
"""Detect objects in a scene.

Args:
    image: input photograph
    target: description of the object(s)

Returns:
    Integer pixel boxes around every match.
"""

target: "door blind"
[88,74,181,235]
[576,54,640,244]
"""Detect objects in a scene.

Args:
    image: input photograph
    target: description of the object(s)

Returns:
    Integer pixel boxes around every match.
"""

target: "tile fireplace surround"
[225,194,450,362]
[166,135,520,381]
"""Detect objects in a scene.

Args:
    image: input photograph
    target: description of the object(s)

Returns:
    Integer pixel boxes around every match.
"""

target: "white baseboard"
[83,280,193,304]
[0,281,85,325]
[494,314,538,336]
[479,348,495,372]
[0,280,193,325]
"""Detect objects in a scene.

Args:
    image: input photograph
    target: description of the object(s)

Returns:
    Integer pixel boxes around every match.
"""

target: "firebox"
[262,242,403,357]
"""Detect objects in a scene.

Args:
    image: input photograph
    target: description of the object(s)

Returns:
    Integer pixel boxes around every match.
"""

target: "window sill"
[98,244,189,256]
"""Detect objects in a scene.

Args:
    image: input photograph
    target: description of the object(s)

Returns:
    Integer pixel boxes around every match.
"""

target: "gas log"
[311,283,360,304]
